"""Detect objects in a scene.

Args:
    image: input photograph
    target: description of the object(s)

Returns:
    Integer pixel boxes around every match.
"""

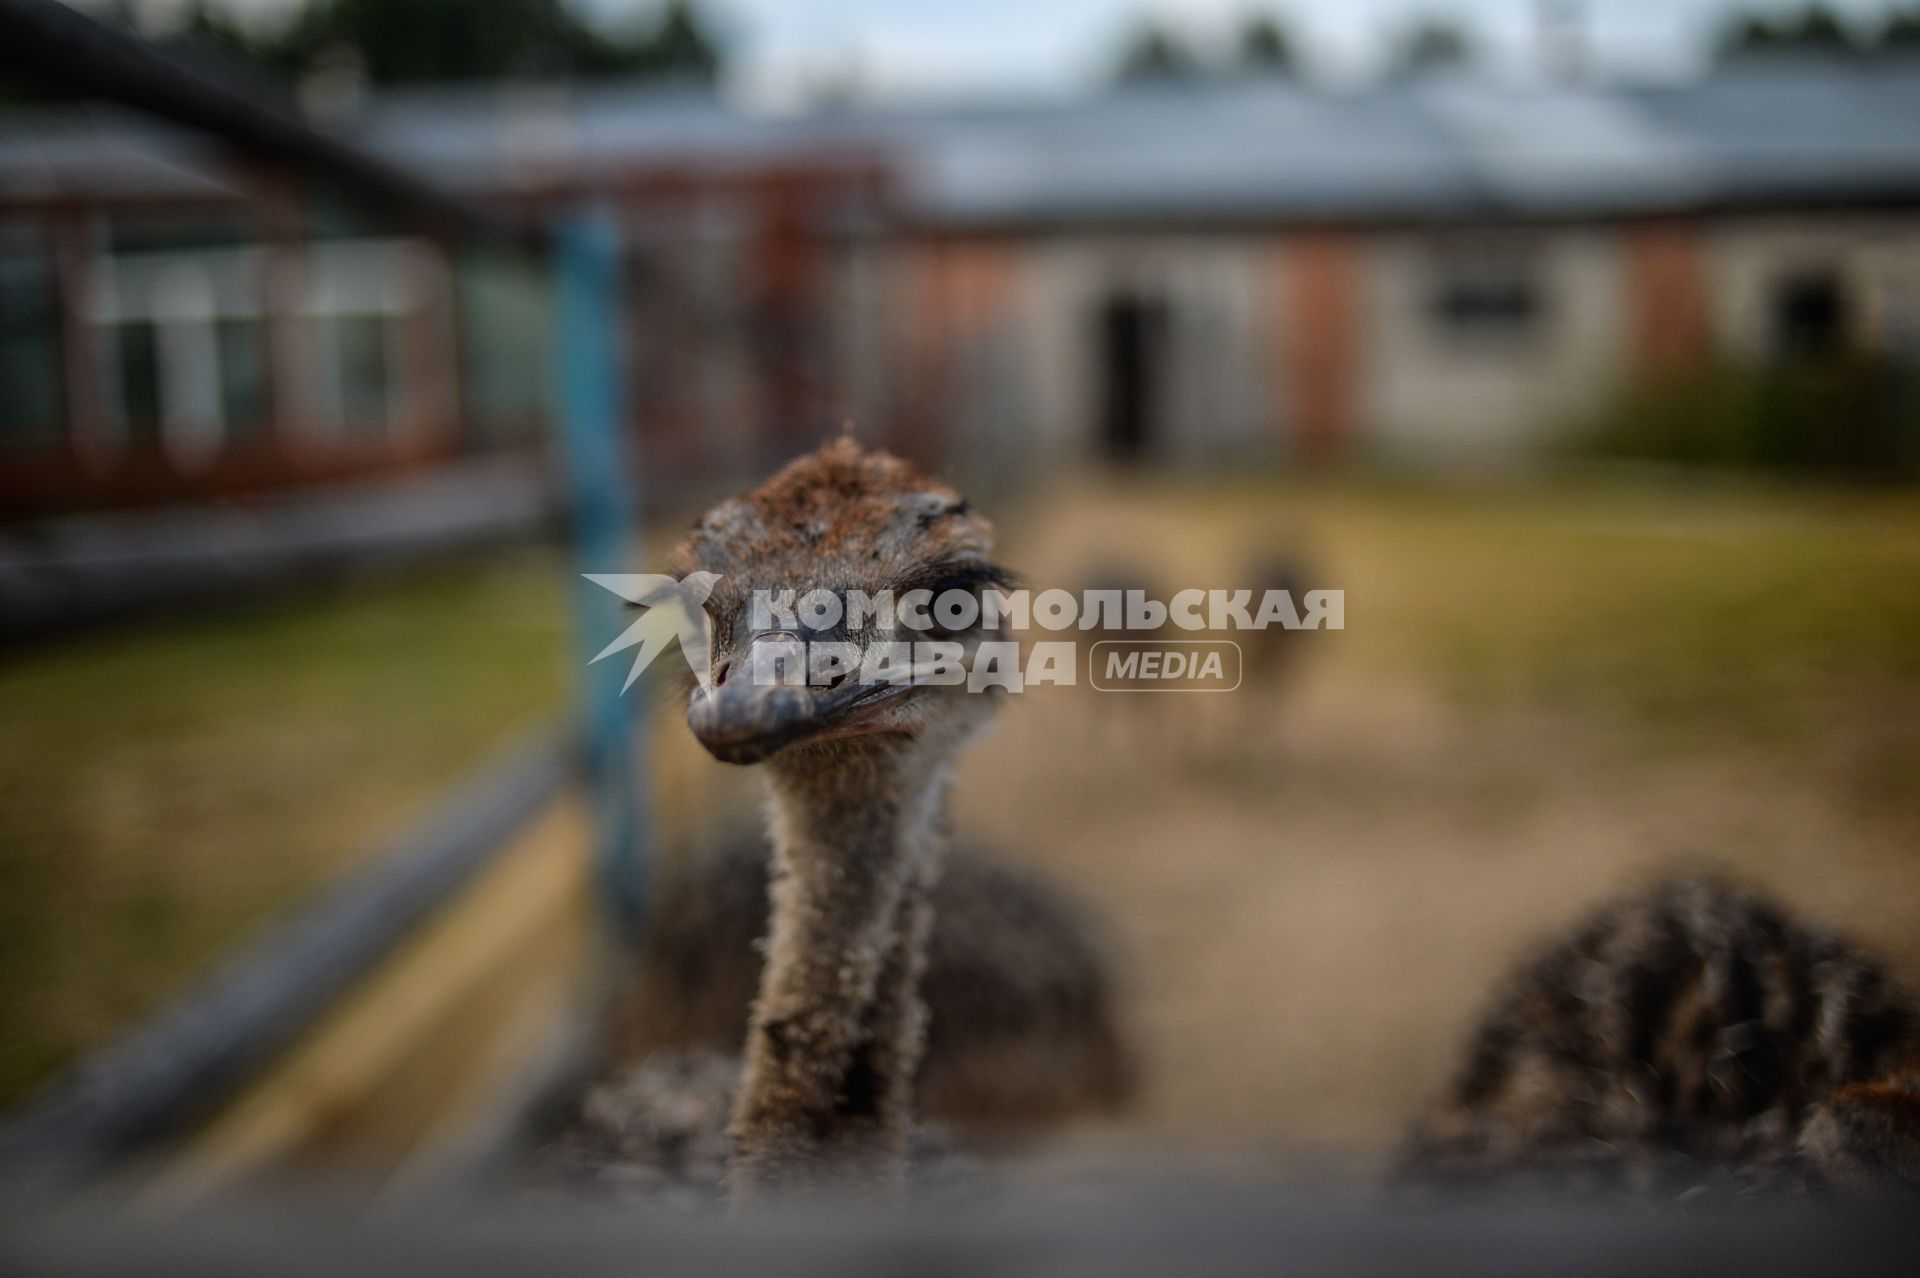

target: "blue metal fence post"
[554,210,647,942]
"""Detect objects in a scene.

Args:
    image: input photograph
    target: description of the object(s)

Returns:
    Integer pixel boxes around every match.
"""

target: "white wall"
[1355,228,1626,465]
[919,225,1636,474]
[993,234,1285,474]
[1701,215,1920,361]
[853,214,1920,478]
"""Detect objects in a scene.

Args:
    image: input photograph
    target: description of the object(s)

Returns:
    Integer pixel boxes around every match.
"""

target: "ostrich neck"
[762,750,951,879]
[727,746,953,1198]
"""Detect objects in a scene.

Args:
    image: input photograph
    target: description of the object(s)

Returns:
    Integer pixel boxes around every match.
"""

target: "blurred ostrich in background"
[1401,876,1920,1205]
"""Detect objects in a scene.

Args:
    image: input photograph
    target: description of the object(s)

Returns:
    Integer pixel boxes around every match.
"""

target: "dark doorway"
[1773,269,1848,360]
[1097,291,1167,464]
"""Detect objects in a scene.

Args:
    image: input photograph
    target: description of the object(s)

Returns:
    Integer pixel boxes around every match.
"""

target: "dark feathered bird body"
[1403,877,1920,1204]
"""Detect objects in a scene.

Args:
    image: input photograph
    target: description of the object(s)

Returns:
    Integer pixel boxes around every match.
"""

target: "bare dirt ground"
[956,668,1920,1166]
[921,477,1920,1169]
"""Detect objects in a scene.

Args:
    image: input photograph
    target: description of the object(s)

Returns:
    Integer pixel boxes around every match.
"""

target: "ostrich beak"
[687,630,909,765]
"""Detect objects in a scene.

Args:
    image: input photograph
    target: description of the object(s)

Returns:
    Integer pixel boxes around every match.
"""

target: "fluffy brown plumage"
[606,837,1133,1134]
[672,440,1018,1201]
[1400,876,1920,1206]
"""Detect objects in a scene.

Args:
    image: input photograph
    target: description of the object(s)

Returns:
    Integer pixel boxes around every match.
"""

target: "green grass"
[1049,471,1920,808]
[0,550,567,1108]
[1346,481,1920,737]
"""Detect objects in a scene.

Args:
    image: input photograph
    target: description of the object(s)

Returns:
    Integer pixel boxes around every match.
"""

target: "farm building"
[5,57,1920,517]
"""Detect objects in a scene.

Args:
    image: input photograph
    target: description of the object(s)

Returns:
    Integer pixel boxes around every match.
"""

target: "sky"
[111,0,1920,107]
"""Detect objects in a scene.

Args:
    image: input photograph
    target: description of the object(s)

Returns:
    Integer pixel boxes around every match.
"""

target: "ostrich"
[607,833,1133,1135]
[671,439,1021,1202]
[533,829,1131,1208]
[1239,548,1316,692]
[536,834,1133,1208]
[1399,876,1920,1205]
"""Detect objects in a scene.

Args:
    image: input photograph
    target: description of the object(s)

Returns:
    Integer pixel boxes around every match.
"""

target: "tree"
[1115,22,1203,85]
[164,0,257,62]
[271,0,571,82]
[1718,4,1862,62]
[150,0,724,87]
[1875,7,1920,56]
[1238,14,1297,75]
[644,1,722,80]
[1387,17,1476,79]
[1798,3,1858,51]
[1719,14,1779,58]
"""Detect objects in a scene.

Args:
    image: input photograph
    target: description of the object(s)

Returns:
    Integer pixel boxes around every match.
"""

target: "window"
[1427,242,1545,343]
[304,241,420,438]
[91,239,422,464]
[456,251,549,444]
[1773,269,1847,360]
[93,247,268,467]
[0,234,64,450]
[113,318,162,446]
[216,316,269,439]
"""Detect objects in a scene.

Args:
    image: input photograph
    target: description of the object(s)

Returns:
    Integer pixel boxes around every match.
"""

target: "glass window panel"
[216,317,270,440]
[335,313,391,435]
[1427,241,1548,344]
[115,320,163,446]
[107,211,252,255]
[0,242,63,449]
[455,253,548,443]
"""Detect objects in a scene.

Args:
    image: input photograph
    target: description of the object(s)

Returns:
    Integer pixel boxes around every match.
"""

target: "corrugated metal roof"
[6,59,1920,222]
[1632,62,1920,203]
[881,86,1492,223]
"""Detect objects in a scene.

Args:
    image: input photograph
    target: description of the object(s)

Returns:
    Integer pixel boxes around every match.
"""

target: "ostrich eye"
[908,560,1016,595]
[908,560,1018,639]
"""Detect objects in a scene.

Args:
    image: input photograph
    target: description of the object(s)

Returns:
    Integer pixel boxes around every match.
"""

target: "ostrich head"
[675,440,1012,772]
